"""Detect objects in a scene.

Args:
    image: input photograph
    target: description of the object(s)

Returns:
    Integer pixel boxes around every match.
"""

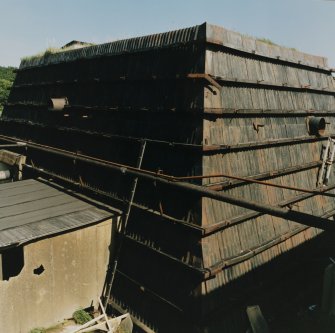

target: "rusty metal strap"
[206,160,322,191]
[187,73,222,90]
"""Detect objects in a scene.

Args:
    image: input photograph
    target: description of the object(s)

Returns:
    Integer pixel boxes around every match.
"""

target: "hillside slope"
[0,66,16,113]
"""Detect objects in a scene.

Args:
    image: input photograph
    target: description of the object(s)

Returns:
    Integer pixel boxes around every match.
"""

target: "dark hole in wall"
[33,264,45,275]
[1,246,24,280]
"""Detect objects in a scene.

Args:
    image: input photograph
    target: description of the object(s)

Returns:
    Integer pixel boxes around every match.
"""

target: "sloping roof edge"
[0,179,116,250]
[19,23,328,71]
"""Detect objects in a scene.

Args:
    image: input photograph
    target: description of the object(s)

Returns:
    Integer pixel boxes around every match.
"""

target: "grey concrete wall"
[0,218,115,333]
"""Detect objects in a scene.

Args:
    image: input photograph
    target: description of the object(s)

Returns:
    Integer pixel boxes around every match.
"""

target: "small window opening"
[33,264,45,275]
[1,246,24,280]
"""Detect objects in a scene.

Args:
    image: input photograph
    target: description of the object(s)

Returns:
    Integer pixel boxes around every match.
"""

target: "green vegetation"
[21,47,63,62]
[0,66,16,114]
[21,43,94,62]
[73,308,93,325]
[257,37,278,46]
[29,328,46,333]
[257,37,297,51]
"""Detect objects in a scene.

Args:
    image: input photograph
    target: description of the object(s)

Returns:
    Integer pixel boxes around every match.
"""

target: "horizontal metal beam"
[12,73,335,95]
[0,118,202,151]
[2,117,330,153]
[206,160,321,190]
[211,75,335,95]
[2,134,335,232]
[204,182,335,235]
[206,38,331,74]
[203,135,331,153]
[113,205,335,281]
[28,162,335,239]
[181,170,335,199]
[207,208,335,277]
[6,103,335,118]
[123,234,205,277]
[203,108,335,116]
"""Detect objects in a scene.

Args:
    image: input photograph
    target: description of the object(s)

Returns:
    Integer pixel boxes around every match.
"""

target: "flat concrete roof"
[0,179,114,249]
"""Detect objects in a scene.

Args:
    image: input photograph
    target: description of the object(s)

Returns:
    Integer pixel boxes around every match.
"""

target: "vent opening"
[48,97,69,111]
[308,117,326,136]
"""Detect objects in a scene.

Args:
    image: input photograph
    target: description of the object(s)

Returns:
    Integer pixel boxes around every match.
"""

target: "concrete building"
[0,179,118,333]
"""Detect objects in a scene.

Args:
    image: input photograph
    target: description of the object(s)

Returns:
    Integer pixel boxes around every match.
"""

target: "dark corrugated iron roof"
[0,179,114,249]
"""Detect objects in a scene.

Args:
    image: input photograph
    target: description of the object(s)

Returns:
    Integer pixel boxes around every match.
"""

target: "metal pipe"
[25,163,335,238]
[204,182,335,235]
[1,134,335,231]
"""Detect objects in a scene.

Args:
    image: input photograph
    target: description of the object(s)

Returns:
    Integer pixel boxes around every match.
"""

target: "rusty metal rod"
[176,171,335,198]
[0,132,332,199]
[207,207,335,277]
[206,160,322,190]
[204,182,335,235]
[203,108,335,116]
[1,134,335,231]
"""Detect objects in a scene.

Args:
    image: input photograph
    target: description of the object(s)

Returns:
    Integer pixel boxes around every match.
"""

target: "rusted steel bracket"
[187,73,222,90]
